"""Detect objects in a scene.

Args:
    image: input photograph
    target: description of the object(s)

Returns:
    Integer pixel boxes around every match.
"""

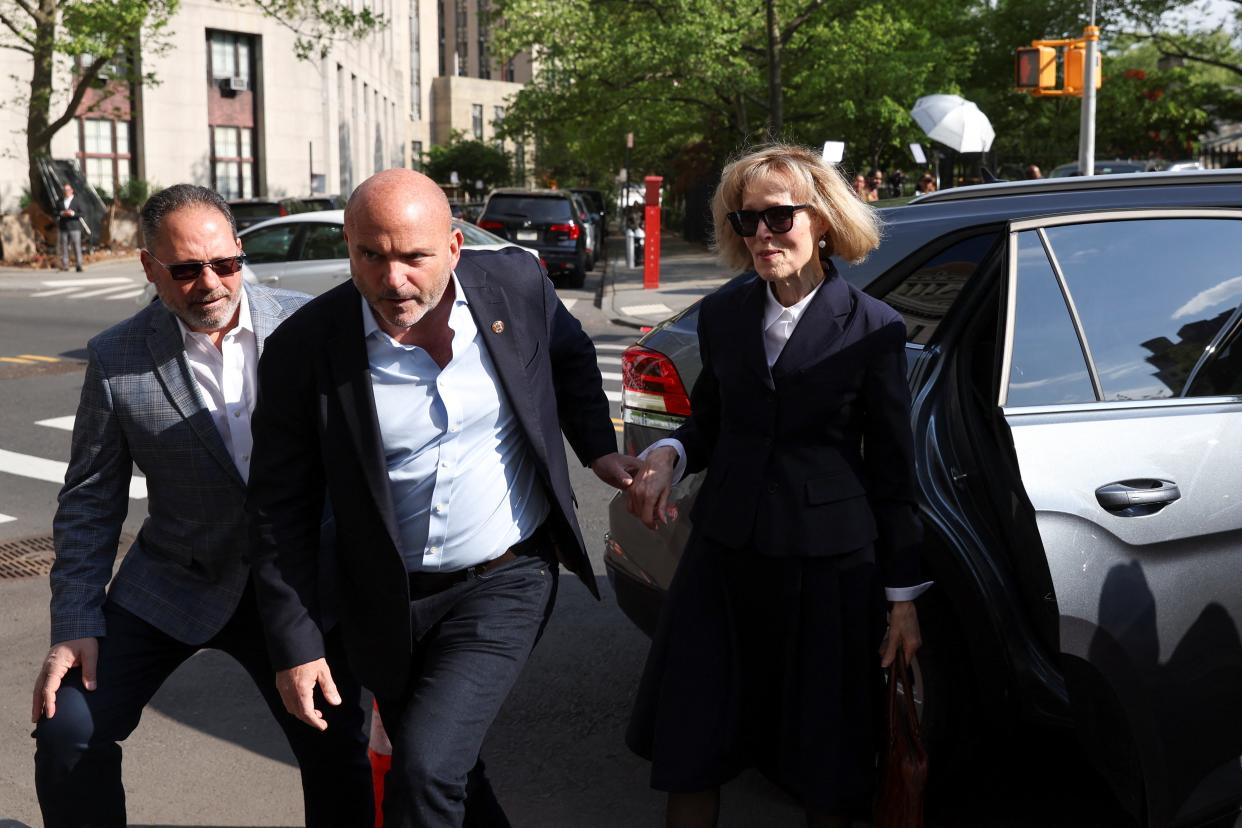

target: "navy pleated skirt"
[626,534,887,814]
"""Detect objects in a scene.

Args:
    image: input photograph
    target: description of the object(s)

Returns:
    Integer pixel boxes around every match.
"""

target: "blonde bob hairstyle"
[711,143,881,272]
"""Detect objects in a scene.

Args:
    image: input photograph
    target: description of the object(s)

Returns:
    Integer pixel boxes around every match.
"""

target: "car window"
[1045,218,1242,401]
[483,196,572,222]
[456,220,506,246]
[231,203,281,220]
[1006,231,1096,407]
[243,224,298,264]
[299,223,347,260]
[879,233,998,346]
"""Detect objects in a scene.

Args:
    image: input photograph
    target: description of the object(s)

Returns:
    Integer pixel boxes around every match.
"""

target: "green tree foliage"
[0,0,382,207]
[423,136,513,192]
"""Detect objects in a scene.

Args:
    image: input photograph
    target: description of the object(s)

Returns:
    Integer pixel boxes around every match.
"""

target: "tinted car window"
[299,223,347,260]
[457,221,506,246]
[483,196,572,222]
[1046,218,1242,401]
[231,202,282,220]
[243,224,298,264]
[1006,231,1096,407]
[880,233,998,346]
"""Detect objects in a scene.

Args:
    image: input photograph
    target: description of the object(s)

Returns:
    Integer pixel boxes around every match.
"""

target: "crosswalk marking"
[36,416,76,431]
[29,287,78,298]
[600,372,622,381]
[19,355,60,362]
[593,343,629,352]
[597,356,621,365]
[40,277,133,288]
[0,513,14,524]
[605,390,621,402]
[561,298,578,310]
[106,288,146,300]
[72,284,143,299]
[0,357,37,364]
[620,303,671,316]
[0,448,147,500]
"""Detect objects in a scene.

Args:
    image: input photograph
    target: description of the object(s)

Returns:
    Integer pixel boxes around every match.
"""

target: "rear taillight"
[621,346,692,426]
[278,205,288,216]
[478,219,504,231]
[549,222,580,240]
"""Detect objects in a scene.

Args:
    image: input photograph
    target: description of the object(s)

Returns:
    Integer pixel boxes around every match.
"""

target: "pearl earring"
[818,239,827,249]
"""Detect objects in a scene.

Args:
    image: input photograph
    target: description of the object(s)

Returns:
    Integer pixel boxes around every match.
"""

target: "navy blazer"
[673,267,922,589]
[246,247,617,697]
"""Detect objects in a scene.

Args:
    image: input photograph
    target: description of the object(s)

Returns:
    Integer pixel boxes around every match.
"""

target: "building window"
[412,140,423,171]
[338,64,351,194]
[491,104,504,147]
[477,0,491,79]
[208,31,251,84]
[514,139,525,183]
[471,104,483,140]
[211,125,254,200]
[455,0,468,76]
[505,58,515,82]
[438,0,447,75]
[78,118,132,198]
[410,0,421,120]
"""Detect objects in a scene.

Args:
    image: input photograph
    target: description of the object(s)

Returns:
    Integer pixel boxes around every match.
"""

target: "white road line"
[35,416,76,431]
[561,298,578,310]
[593,343,631,352]
[29,287,78,298]
[0,513,15,524]
[597,356,622,365]
[105,288,146,300]
[620,303,671,315]
[600,372,622,381]
[605,390,622,402]
[71,284,143,299]
[0,448,147,500]
[40,277,133,288]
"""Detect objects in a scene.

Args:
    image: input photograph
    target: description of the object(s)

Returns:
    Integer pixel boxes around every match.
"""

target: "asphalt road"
[0,256,1139,827]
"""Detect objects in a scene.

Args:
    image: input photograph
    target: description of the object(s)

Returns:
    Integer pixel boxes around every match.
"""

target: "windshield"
[483,195,573,222]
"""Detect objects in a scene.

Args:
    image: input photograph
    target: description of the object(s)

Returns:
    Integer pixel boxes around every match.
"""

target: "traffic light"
[1064,45,1102,92]
[1015,46,1056,90]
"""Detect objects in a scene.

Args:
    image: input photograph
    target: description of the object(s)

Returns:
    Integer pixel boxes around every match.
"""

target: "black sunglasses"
[726,204,811,237]
[146,252,247,281]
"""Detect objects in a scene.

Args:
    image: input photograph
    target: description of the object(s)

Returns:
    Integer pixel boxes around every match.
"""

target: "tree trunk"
[27,0,57,210]
[765,0,782,138]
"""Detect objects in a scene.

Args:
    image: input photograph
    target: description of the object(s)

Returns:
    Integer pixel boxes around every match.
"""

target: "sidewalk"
[601,232,732,329]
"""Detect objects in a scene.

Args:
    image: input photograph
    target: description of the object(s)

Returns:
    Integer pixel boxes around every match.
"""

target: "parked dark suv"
[478,189,590,287]
[606,170,1242,828]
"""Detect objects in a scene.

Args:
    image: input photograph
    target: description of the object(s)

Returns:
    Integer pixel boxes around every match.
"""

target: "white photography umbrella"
[910,94,995,153]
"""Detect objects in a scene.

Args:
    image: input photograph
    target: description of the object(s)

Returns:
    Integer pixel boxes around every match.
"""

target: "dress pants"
[375,551,558,828]
[34,584,373,828]
[59,227,82,270]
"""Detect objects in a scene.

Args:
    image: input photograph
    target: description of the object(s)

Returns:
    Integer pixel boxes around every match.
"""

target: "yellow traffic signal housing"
[1064,45,1102,92]
[1015,46,1056,90]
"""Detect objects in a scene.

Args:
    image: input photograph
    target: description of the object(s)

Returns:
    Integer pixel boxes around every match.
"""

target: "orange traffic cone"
[369,700,393,828]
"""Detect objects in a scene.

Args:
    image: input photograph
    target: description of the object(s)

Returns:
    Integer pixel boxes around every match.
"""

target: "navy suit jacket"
[246,247,616,697]
[673,268,923,589]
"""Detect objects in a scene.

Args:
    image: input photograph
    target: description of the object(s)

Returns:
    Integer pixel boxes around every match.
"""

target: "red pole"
[643,175,662,289]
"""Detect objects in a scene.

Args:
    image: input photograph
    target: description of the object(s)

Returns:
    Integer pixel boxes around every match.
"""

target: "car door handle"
[1095,480,1180,513]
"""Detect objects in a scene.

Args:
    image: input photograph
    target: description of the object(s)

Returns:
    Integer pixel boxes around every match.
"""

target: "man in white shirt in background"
[29,184,371,828]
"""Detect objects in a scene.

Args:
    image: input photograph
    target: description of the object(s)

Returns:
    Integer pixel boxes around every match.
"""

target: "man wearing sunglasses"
[30,184,372,827]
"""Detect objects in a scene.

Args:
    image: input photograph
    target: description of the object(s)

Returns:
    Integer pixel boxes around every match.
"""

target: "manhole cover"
[0,534,132,579]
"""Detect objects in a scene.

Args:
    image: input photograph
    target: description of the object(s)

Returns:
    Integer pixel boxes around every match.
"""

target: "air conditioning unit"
[219,76,247,93]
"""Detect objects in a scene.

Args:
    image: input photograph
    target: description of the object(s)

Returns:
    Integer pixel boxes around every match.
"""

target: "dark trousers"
[34,586,373,828]
[375,551,558,828]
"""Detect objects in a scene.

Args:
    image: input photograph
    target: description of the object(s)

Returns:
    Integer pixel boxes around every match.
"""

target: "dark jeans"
[375,551,558,828]
[34,586,372,828]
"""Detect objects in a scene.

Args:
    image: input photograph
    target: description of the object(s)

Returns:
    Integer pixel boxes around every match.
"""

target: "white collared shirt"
[175,290,257,481]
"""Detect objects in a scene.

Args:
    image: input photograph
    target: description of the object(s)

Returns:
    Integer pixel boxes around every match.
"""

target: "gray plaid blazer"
[49,284,308,645]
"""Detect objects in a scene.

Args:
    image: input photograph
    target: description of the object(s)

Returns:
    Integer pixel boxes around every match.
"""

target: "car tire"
[568,267,586,289]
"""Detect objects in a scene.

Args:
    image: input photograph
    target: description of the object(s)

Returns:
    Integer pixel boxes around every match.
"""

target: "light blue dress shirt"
[363,273,550,572]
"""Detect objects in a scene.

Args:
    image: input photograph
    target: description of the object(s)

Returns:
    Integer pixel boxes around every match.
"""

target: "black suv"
[478,189,589,287]
[606,170,1242,828]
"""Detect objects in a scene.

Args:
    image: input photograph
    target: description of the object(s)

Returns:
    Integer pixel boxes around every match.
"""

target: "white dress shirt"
[363,273,549,572]
[176,290,257,481]
[643,279,931,601]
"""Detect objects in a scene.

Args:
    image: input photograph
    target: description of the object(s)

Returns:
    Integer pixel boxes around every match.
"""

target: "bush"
[114,178,152,210]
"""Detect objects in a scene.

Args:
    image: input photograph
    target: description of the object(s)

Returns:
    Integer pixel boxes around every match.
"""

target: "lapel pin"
[491,320,505,334]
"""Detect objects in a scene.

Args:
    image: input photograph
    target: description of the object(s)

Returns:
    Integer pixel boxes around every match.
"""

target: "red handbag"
[874,651,928,828]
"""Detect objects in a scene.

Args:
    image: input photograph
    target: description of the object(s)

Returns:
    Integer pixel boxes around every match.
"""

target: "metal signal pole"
[1077,0,1099,175]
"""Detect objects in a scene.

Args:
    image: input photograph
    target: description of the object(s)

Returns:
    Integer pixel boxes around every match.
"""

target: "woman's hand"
[626,446,679,530]
[879,601,922,669]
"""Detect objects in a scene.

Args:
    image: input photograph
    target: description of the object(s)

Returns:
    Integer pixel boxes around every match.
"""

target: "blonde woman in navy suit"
[626,144,928,828]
